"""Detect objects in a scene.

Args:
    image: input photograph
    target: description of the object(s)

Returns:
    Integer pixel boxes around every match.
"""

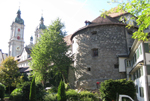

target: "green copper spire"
[15,9,24,25]
[39,16,46,29]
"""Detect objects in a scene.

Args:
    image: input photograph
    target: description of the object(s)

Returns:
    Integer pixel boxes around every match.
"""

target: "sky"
[0,0,119,54]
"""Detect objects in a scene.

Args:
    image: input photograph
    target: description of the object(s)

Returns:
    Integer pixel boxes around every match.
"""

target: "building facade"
[0,49,7,65]
[125,39,150,101]
[70,12,137,90]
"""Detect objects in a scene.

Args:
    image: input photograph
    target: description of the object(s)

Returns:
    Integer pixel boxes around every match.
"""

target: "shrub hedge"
[43,94,57,101]
[100,79,136,101]
[57,80,66,101]
[10,81,45,101]
[10,88,23,101]
[29,76,36,101]
[0,83,6,100]
[79,91,98,101]
[66,89,79,100]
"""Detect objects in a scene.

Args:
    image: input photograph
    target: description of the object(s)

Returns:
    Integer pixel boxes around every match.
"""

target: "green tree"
[30,18,73,87]
[29,76,36,101]
[57,80,66,101]
[100,79,136,101]
[0,83,6,101]
[107,0,150,40]
[0,56,23,93]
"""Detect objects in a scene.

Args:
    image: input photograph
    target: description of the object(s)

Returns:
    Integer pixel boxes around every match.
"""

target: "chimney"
[85,20,91,26]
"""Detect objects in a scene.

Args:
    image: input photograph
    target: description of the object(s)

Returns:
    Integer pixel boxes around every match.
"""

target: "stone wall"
[72,25,134,89]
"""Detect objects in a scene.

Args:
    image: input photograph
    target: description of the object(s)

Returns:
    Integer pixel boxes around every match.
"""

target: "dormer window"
[92,48,98,57]
[91,31,97,35]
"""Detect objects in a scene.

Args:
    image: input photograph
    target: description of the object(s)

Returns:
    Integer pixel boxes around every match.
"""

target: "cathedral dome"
[15,9,24,25]
[39,16,46,29]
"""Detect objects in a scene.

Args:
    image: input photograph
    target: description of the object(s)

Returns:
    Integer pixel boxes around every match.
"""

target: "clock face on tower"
[16,46,20,51]
[17,36,20,40]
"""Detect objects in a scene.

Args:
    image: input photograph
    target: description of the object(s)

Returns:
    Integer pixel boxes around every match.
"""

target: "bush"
[10,88,23,101]
[47,86,58,94]
[79,91,98,101]
[5,86,15,94]
[80,97,94,101]
[11,81,45,101]
[57,80,66,101]
[43,94,57,101]
[29,76,36,101]
[66,89,79,101]
[21,81,45,101]
[36,83,45,101]
[21,81,31,101]
[100,79,136,101]
[0,83,6,100]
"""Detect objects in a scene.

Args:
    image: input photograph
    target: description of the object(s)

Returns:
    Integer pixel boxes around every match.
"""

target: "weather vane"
[19,2,21,9]
[41,9,43,16]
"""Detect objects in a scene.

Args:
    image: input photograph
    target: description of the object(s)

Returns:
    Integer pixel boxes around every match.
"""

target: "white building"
[9,9,46,73]
[8,9,25,57]
[0,49,8,65]
[124,39,150,101]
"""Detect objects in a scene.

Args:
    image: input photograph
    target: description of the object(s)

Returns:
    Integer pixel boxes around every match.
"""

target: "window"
[133,73,135,80]
[139,45,142,55]
[126,60,131,67]
[87,67,91,71]
[140,87,144,97]
[91,31,97,35]
[92,49,98,57]
[136,49,139,59]
[114,64,119,68]
[127,30,133,35]
[138,69,141,78]
[134,54,137,63]
[140,67,143,76]
[129,47,131,52]
[136,85,138,93]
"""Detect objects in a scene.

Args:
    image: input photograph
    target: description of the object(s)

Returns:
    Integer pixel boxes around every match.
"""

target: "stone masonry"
[71,24,134,90]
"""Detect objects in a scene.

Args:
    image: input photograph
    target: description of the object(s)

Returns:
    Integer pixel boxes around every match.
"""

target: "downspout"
[142,41,149,101]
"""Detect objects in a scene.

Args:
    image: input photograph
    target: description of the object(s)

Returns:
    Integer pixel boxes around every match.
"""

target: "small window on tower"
[114,64,119,68]
[127,30,133,35]
[87,67,91,71]
[92,48,98,57]
[91,31,97,35]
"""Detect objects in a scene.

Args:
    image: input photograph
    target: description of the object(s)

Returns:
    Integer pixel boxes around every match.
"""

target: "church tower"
[34,16,46,43]
[8,9,25,57]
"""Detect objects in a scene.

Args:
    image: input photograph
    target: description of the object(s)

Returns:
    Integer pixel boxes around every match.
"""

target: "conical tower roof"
[91,15,122,25]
